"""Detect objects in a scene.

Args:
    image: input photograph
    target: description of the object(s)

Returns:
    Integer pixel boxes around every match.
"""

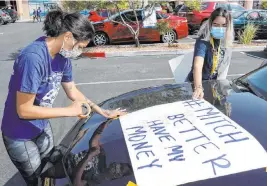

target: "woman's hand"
[192,87,204,100]
[102,108,127,119]
[68,101,91,118]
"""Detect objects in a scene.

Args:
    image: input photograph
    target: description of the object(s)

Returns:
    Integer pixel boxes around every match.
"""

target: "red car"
[92,9,188,46]
[174,2,245,33]
[88,11,106,22]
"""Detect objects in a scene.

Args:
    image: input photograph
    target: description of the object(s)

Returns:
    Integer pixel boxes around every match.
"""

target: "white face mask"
[59,38,83,58]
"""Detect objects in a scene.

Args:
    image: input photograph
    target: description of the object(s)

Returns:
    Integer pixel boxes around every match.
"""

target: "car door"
[177,5,193,24]
[246,11,261,33]
[259,11,267,36]
[109,12,135,42]
[141,11,164,41]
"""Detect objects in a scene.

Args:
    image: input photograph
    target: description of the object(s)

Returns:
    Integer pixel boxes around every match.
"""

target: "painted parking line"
[240,52,266,60]
[75,77,175,86]
[227,74,245,77]
[75,74,244,86]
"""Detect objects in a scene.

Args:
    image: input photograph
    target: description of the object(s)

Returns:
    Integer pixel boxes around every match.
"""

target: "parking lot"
[0,22,266,185]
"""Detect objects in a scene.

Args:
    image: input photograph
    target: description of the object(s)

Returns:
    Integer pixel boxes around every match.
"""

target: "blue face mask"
[211,27,226,40]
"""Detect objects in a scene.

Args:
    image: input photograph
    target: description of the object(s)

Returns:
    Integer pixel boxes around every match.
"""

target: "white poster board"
[120,100,267,186]
[143,8,156,28]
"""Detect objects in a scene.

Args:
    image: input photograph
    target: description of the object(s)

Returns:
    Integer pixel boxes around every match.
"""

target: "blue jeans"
[3,123,54,186]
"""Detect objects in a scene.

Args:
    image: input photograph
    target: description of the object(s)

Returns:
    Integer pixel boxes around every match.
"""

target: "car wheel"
[162,30,177,43]
[93,32,108,46]
[0,18,4,25]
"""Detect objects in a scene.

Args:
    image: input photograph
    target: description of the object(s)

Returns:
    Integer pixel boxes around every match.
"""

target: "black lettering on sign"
[148,120,176,142]
[167,145,185,162]
[194,142,220,155]
[219,131,249,144]
[182,100,205,109]
[202,154,231,175]
[137,159,163,170]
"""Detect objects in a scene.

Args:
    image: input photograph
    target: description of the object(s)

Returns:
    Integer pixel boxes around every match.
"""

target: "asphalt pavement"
[0,22,266,186]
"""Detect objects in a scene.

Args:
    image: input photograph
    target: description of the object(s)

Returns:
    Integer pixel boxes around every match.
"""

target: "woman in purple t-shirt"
[1,10,126,186]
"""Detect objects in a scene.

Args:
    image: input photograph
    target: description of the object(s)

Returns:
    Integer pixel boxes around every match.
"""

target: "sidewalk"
[16,19,43,23]
[83,42,267,58]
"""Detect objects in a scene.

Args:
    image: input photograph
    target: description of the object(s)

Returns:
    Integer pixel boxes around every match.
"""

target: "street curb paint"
[82,52,106,58]
[83,46,265,58]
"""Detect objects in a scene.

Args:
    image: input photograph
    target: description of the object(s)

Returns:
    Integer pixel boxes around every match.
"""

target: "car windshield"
[201,3,209,10]
[232,11,246,18]
[235,65,267,100]
[157,12,169,19]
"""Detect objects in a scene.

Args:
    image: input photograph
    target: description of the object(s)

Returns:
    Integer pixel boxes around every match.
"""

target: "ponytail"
[43,10,94,41]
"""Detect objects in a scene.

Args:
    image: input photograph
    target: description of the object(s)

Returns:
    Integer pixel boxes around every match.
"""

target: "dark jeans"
[3,124,54,186]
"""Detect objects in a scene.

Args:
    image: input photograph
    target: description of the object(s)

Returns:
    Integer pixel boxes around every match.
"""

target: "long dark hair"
[198,7,234,47]
[43,9,95,41]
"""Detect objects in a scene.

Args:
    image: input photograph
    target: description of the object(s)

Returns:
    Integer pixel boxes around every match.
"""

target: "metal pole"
[244,0,253,9]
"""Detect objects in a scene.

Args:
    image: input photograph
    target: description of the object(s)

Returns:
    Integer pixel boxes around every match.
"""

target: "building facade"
[1,0,57,20]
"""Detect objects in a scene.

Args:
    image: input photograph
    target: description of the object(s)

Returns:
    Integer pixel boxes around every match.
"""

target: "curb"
[16,19,32,23]
[83,46,265,58]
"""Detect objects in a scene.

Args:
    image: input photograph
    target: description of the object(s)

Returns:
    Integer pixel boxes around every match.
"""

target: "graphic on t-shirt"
[215,47,226,73]
[40,72,63,107]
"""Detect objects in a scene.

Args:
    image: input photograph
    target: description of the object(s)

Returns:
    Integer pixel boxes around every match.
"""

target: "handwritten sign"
[120,100,267,186]
[143,8,156,28]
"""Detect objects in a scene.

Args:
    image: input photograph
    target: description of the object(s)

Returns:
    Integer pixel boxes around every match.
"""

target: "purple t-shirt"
[1,36,72,140]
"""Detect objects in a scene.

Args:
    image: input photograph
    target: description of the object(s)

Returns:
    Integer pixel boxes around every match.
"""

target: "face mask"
[59,38,83,58]
[211,27,226,40]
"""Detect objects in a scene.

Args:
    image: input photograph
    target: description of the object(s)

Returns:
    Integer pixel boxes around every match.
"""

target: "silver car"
[0,9,12,25]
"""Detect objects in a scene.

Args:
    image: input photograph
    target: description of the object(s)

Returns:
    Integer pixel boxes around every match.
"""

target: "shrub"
[262,0,267,9]
[156,20,173,45]
[238,23,258,44]
[184,0,201,11]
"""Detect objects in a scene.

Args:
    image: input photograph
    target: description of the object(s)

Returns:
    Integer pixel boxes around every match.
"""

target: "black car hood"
[55,80,267,186]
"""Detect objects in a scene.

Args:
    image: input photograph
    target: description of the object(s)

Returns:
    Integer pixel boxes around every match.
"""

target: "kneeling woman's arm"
[193,56,205,99]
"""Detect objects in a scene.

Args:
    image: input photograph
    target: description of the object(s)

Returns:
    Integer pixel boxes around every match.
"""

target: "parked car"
[174,2,245,33]
[41,61,267,186]
[92,9,188,46]
[0,9,12,25]
[154,3,163,12]
[233,10,267,38]
[88,10,106,22]
[2,8,17,23]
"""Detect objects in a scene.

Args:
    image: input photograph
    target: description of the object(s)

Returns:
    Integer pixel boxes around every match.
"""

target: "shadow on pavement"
[5,49,22,61]
[3,172,26,186]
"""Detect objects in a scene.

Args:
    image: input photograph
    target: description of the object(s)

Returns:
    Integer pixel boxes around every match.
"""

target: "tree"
[184,0,201,11]
[61,1,92,12]
[107,0,155,47]
[262,0,267,9]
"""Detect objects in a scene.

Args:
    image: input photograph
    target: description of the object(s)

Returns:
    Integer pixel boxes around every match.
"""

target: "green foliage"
[156,20,172,35]
[238,23,258,44]
[262,0,267,9]
[61,0,130,12]
[184,0,201,11]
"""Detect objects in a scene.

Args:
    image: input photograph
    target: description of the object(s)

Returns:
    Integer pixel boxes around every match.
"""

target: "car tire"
[161,30,177,43]
[0,18,4,25]
[93,32,109,46]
